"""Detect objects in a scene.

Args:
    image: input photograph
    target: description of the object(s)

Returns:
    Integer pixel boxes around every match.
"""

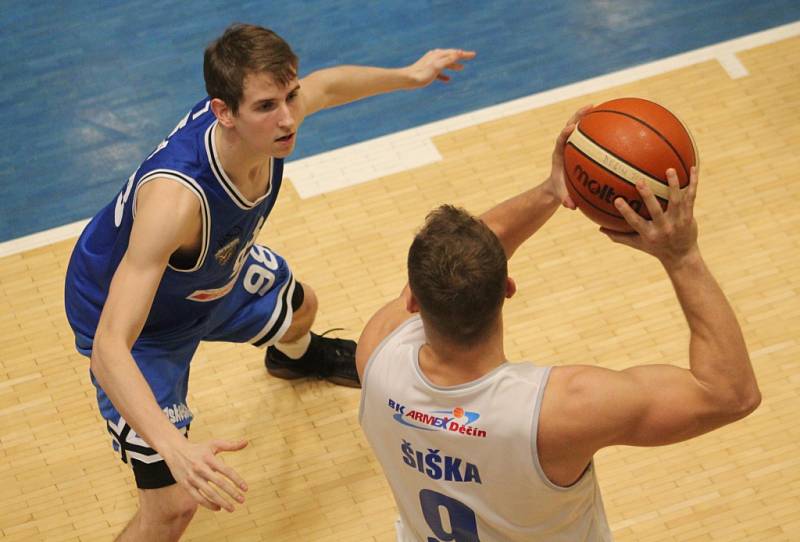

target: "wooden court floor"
[1,37,799,541]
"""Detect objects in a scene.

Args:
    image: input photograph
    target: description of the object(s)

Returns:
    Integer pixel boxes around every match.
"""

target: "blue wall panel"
[1,1,798,241]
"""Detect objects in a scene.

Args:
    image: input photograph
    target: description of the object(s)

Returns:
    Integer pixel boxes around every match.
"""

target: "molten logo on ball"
[573,164,642,212]
[563,97,698,232]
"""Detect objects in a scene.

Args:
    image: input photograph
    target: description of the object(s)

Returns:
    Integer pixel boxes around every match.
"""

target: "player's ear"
[211,98,236,128]
[404,286,420,314]
[505,277,517,299]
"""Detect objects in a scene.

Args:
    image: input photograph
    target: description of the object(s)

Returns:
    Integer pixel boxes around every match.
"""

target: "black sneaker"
[265,329,360,388]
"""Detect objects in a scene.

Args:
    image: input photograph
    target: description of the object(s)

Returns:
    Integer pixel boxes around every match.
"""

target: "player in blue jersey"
[64,23,474,541]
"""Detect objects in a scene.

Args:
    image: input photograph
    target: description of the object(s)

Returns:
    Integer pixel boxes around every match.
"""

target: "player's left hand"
[405,49,476,87]
[546,105,593,209]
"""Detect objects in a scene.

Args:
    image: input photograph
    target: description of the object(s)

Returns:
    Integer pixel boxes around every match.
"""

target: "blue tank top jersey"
[65,98,284,345]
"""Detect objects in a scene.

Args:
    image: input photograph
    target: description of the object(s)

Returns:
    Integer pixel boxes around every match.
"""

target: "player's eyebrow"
[254,84,301,107]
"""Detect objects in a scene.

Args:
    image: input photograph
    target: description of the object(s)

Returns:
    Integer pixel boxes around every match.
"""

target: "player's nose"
[277,102,295,129]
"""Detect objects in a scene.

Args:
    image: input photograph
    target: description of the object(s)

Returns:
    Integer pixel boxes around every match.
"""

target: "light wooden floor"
[2,37,799,541]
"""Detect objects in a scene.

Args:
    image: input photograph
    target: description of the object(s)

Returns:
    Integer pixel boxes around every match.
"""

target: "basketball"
[564,97,698,232]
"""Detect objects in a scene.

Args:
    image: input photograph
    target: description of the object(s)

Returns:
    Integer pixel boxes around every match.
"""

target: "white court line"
[0,219,89,258]
[1,20,798,258]
[287,20,798,198]
[717,52,750,79]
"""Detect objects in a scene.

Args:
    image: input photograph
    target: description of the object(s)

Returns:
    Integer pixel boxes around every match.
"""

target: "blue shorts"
[74,244,297,431]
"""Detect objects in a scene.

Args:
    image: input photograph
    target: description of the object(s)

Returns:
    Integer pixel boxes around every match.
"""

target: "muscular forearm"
[91,339,186,454]
[480,180,561,259]
[665,250,760,413]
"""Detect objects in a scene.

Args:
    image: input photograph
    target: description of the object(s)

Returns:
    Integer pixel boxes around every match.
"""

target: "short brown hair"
[204,23,298,114]
[408,205,508,345]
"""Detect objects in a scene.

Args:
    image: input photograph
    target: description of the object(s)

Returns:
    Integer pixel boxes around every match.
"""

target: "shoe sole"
[266,366,306,380]
[267,366,361,389]
[326,377,361,389]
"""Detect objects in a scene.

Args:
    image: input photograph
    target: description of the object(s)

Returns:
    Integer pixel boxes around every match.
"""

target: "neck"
[214,123,271,193]
[418,319,507,387]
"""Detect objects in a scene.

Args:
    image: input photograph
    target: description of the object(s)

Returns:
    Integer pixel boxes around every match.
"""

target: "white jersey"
[360,316,613,542]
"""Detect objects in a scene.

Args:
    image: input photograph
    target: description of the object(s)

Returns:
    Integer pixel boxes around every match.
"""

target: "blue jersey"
[65,98,284,345]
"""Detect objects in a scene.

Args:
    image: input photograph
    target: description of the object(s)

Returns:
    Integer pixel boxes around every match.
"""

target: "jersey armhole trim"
[132,169,211,273]
[358,314,422,424]
[530,366,595,492]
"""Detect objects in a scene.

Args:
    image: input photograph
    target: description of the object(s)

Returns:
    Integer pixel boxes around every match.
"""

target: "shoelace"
[316,328,357,376]
[318,328,351,358]
[318,327,346,338]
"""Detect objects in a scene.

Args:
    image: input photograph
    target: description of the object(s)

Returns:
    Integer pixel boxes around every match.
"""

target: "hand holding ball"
[564,98,698,232]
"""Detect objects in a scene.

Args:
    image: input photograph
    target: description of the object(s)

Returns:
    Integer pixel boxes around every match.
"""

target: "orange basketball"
[564,97,698,232]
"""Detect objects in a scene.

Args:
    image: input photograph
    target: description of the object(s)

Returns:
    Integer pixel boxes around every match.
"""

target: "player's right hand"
[164,439,249,512]
[546,105,593,209]
[601,166,700,268]
[404,48,476,87]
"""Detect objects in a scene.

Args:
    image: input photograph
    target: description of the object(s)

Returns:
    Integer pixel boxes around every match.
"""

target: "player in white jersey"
[66,23,474,542]
[356,108,761,541]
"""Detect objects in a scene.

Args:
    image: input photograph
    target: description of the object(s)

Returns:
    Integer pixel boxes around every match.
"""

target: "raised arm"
[301,48,476,115]
[538,168,761,485]
[480,106,589,257]
[91,179,247,511]
[355,107,589,377]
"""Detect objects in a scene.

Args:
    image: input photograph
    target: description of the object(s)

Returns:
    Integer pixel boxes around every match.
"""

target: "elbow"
[89,331,116,381]
[724,381,761,421]
[737,385,761,417]
[703,374,761,424]
[735,361,762,418]
[89,339,106,379]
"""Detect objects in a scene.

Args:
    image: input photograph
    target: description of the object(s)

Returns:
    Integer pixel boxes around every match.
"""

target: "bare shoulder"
[135,176,201,215]
[536,365,620,483]
[129,177,203,258]
[355,287,416,380]
[538,365,628,449]
[539,365,600,434]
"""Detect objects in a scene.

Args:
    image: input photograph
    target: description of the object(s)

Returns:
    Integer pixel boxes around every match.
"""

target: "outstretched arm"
[480,106,590,257]
[301,49,476,115]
